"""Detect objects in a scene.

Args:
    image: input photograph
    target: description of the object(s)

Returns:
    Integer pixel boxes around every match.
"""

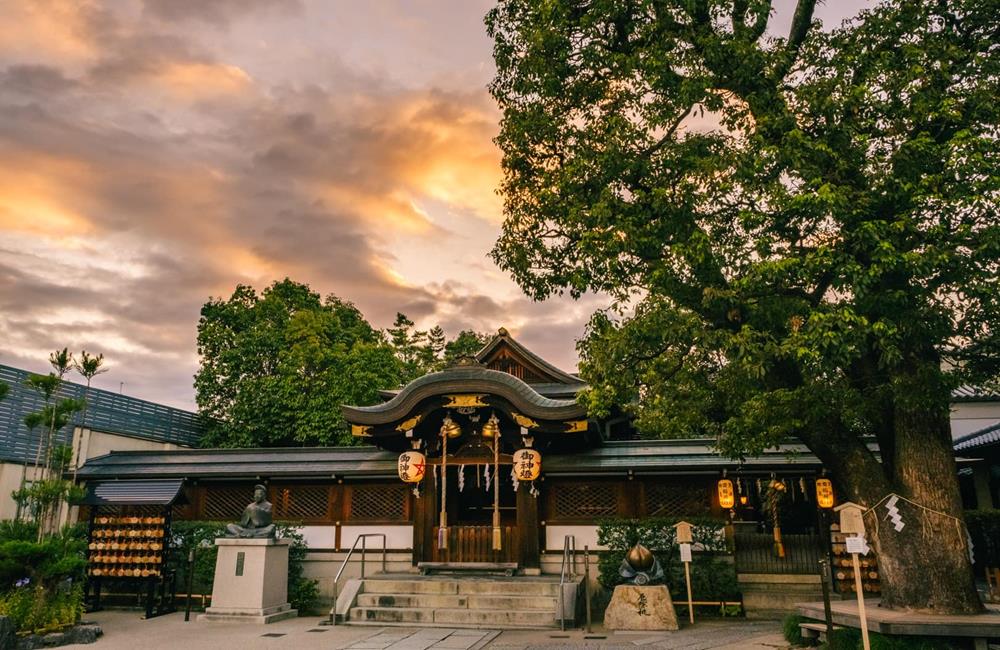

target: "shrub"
[170,521,320,614]
[965,509,1000,569]
[0,525,86,592]
[595,517,738,605]
[782,613,807,646]
[0,583,84,635]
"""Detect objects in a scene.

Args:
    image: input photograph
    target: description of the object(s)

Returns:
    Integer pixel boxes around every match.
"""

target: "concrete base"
[604,585,679,631]
[199,537,297,624]
[198,603,298,624]
[739,573,824,619]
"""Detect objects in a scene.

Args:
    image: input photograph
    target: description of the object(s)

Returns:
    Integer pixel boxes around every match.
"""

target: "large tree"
[195,279,400,447]
[487,0,998,613]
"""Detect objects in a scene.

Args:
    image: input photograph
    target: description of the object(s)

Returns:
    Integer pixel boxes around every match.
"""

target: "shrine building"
[75,329,845,598]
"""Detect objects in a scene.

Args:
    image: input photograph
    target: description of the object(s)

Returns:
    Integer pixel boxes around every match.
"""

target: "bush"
[0,583,84,635]
[0,524,86,592]
[170,521,320,614]
[595,517,738,605]
[782,613,807,646]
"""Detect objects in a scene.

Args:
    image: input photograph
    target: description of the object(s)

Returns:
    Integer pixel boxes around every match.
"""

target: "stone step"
[456,581,561,597]
[361,578,562,597]
[348,606,558,628]
[465,594,559,611]
[356,593,468,609]
[356,592,558,611]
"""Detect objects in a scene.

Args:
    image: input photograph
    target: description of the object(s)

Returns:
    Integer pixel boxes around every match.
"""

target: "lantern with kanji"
[815,478,835,508]
[513,448,541,481]
[397,451,426,483]
[717,478,735,509]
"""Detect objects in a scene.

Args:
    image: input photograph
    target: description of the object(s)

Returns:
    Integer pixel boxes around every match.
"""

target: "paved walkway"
[64,611,789,650]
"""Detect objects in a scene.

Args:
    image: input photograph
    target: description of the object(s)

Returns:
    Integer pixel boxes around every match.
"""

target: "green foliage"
[387,313,491,381]
[195,279,400,447]
[782,613,807,646]
[0,525,87,590]
[170,521,320,614]
[487,0,997,611]
[965,509,1000,568]
[595,518,737,604]
[0,584,84,635]
[0,382,8,401]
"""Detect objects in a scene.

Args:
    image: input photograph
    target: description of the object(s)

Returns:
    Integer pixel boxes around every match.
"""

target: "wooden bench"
[417,562,518,576]
[800,622,844,641]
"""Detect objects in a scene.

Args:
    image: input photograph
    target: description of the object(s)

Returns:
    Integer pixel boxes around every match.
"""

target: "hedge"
[965,509,1000,568]
[595,517,738,605]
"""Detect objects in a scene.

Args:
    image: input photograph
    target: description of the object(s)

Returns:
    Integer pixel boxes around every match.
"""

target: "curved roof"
[342,364,587,426]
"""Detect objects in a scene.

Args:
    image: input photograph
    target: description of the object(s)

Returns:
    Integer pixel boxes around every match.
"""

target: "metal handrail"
[558,534,577,631]
[329,533,387,625]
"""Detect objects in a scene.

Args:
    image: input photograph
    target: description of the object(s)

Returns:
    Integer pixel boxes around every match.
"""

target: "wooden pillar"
[517,481,541,572]
[412,472,436,566]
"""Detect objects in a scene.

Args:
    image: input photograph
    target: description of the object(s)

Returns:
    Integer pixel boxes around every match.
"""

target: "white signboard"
[679,543,692,563]
[845,535,869,555]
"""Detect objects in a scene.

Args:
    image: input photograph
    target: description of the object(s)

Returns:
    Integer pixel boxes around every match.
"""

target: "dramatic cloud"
[0,0,871,408]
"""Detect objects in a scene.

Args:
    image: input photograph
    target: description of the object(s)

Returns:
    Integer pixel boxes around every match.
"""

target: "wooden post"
[851,549,871,650]
[675,521,695,625]
[683,557,694,624]
[836,503,870,650]
[516,479,540,571]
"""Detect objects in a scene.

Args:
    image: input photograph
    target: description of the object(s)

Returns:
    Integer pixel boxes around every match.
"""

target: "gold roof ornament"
[510,412,539,429]
[443,394,489,408]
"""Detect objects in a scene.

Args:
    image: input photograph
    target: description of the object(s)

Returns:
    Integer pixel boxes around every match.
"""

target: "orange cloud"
[154,61,253,99]
[0,155,95,236]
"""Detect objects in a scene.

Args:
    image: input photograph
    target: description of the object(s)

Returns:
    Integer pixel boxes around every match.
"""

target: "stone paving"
[62,610,789,650]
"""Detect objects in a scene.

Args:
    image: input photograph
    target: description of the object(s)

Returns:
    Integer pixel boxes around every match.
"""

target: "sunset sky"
[0,0,870,409]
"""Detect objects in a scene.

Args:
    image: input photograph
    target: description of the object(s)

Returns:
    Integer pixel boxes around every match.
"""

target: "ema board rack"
[84,506,177,619]
[829,523,882,594]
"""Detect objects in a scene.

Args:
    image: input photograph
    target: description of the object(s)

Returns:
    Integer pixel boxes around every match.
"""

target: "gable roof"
[475,327,586,387]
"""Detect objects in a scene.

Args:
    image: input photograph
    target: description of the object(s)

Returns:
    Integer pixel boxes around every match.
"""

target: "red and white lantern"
[397,451,426,483]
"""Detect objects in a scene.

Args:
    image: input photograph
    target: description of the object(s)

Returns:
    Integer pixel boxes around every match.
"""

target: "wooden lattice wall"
[182,481,411,524]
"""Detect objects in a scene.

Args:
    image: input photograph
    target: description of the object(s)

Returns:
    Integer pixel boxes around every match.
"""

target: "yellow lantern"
[717,478,735,509]
[816,478,834,508]
[513,448,541,481]
[397,451,426,483]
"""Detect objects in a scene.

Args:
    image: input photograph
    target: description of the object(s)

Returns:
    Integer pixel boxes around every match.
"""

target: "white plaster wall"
[950,402,1000,439]
[544,524,605,551]
[339,525,412,551]
[0,462,28,521]
[72,427,183,467]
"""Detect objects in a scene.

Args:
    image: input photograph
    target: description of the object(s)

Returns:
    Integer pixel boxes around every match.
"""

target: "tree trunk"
[866,403,982,614]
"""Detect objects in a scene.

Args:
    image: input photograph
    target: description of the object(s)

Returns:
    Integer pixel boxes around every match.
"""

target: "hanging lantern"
[442,415,462,439]
[717,478,735,509]
[397,451,426,483]
[513,448,541,481]
[816,478,835,509]
[481,414,500,439]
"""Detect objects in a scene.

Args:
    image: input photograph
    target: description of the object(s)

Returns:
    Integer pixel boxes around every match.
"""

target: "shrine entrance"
[342,329,599,574]
[430,463,520,564]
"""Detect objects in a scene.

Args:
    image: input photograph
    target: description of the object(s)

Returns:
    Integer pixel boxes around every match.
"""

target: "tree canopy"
[196,279,399,447]
[196,279,491,447]
[487,0,997,613]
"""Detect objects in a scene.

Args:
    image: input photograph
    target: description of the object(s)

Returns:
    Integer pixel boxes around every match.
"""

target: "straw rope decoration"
[858,493,971,559]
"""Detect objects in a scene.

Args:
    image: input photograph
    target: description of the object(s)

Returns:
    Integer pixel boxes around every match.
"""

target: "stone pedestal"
[603,584,679,631]
[198,538,297,624]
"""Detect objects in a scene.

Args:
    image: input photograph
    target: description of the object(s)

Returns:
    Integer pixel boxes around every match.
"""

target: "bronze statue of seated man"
[225,484,276,539]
